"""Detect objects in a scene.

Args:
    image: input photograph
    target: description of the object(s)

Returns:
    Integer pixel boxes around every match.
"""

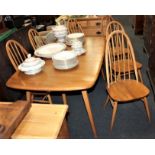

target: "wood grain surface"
[6,36,105,92]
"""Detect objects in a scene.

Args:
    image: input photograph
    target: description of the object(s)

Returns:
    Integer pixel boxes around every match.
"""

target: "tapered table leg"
[62,93,67,105]
[82,90,97,138]
[26,91,32,103]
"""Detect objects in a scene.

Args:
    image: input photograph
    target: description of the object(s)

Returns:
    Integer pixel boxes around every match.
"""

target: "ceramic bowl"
[18,54,45,75]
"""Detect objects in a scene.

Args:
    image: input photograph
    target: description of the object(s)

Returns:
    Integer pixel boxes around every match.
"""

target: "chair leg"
[138,69,143,83]
[110,102,118,131]
[142,97,151,122]
[62,93,67,105]
[47,94,53,104]
[101,68,105,80]
[104,95,110,108]
[26,91,33,103]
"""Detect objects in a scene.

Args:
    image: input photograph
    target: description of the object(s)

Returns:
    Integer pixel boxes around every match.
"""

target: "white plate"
[74,49,86,56]
[52,51,78,70]
[53,60,79,70]
[52,51,77,60]
[67,33,84,39]
[34,43,66,58]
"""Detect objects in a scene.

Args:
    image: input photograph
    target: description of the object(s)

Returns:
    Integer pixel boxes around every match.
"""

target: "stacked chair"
[104,20,144,106]
[104,21,151,130]
[105,20,143,82]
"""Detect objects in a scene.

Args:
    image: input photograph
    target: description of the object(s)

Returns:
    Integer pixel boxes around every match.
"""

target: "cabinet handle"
[96,22,101,26]
[96,31,101,34]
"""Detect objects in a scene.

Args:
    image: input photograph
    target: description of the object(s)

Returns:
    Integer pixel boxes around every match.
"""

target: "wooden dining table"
[6,36,105,138]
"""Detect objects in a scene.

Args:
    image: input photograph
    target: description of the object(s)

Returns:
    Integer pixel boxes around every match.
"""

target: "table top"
[11,104,68,139]
[6,36,105,92]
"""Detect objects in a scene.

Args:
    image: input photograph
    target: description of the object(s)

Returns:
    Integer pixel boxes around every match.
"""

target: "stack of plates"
[66,33,84,46]
[18,54,45,75]
[52,25,68,43]
[52,51,79,70]
[34,43,66,58]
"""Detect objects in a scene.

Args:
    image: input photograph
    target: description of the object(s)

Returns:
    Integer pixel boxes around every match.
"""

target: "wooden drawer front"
[78,21,87,27]
[88,20,102,27]
[84,28,102,36]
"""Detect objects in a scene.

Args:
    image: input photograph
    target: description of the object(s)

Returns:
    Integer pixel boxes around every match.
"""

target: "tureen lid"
[18,54,45,72]
[22,54,42,67]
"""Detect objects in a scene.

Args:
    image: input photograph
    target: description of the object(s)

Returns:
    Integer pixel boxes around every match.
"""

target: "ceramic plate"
[52,51,79,70]
[34,43,66,58]
[67,33,84,39]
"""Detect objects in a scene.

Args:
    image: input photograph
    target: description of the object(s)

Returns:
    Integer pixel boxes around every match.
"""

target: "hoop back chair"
[105,20,143,82]
[106,20,125,39]
[6,39,52,104]
[28,28,46,50]
[67,18,83,34]
[105,30,151,130]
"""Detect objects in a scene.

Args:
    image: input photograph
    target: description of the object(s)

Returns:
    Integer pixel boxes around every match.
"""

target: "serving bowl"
[18,54,45,75]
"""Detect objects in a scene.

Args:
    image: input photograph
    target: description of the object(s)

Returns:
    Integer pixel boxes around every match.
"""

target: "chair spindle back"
[28,28,45,50]
[6,40,28,71]
[105,30,139,87]
[67,18,83,34]
[106,20,125,39]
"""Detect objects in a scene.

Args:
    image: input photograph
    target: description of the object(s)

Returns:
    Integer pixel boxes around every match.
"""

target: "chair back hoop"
[106,20,125,39]
[6,39,28,71]
[105,30,139,87]
[28,28,45,50]
[67,18,83,34]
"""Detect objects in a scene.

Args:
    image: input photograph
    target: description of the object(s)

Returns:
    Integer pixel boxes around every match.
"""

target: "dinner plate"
[52,51,79,70]
[67,33,84,39]
[34,43,66,58]
[53,60,79,70]
[74,49,86,56]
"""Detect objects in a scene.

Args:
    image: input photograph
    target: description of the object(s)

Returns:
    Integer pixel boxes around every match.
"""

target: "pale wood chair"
[28,29,68,105]
[28,28,46,50]
[67,18,83,34]
[105,30,151,130]
[106,20,125,39]
[5,39,52,104]
[105,20,143,82]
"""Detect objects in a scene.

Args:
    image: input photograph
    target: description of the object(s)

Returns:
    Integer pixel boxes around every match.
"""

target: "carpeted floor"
[53,15,155,139]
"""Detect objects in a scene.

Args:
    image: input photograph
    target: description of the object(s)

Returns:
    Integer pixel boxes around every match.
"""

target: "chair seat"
[112,60,142,73]
[107,80,149,102]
